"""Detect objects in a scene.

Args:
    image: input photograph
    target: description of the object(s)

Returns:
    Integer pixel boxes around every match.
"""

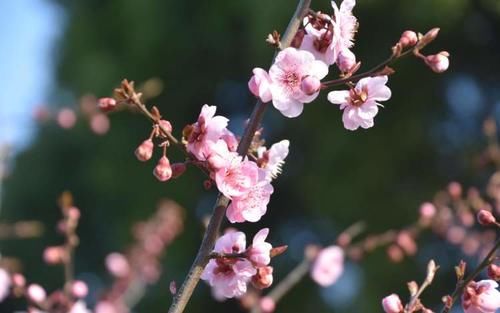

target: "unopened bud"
[159,120,173,133]
[171,163,187,179]
[337,49,357,72]
[135,139,154,162]
[252,266,274,289]
[382,294,404,313]
[43,246,66,265]
[260,296,276,313]
[487,264,500,281]
[477,209,496,226]
[98,97,117,112]
[153,156,172,182]
[27,284,46,303]
[425,51,449,73]
[399,30,418,48]
[12,273,26,287]
[71,280,88,298]
[300,76,321,95]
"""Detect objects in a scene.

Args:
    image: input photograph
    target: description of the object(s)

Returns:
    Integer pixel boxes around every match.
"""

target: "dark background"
[1,0,500,312]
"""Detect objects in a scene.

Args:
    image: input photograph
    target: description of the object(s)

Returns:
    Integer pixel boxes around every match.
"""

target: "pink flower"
[425,51,449,73]
[153,156,173,182]
[249,68,273,103]
[327,76,391,130]
[257,140,290,181]
[462,280,500,313]
[310,245,344,287]
[71,280,88,298]
[331,0,358,54]
[269,48,328,118]
[0,268,10,302]
[187,105,229,160]
[201,231,257,298]
[300,14,337,65]
[382,294,404,313]
[221,129,238,152]
[27,284,46,303]
[57,108,77,129]
[247,228,273,267]
[226,177,273,223]
[135,139,154,161]
[105,253,130,278]
[215,158,259,199]
[206,140,239,170]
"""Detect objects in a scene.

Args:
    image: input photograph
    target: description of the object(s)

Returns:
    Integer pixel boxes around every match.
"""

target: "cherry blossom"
[257,140,290,181]
[186,105,229,160]
[462,280,500,313]
[269,47,328,118]
[300,14,336,65]
[331,0,358,55]
[226,175,273,223]
[327,76,391,130]
[425,51,449,73]
[215,157,259,199]
[310,245,344,287]
[201,231,256,298]
[382,294,404,313]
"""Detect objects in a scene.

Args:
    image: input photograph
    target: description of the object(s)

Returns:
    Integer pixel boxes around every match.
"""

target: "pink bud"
[300,76,321,95]
[98,97,117,112]
[90,113,110,135]
[105,253,130,278]
[382,294,403,313]
[425,51,449,73]
[12,273,26,287]
[487,264,500,281]
[71,280,88,298]
[171,163,187,179]
[252,266,274,289]
[448,181,462,198]
[27,284,46,303]
[260,296,276,313]
[248,68,273,103]
[68,206,81,221]
[57,108,77,129]
[337,49,357,72]
[477,210,496,226]
[153,156,172,182]
[398,30,418,48]
[159,120,173,133]
[43,246,65,265]
[419,202,436,219]
[135,139,154,161]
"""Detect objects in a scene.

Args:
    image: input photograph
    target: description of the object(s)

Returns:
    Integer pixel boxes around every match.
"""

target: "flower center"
[349,88,368,107]
[283,72,300,89]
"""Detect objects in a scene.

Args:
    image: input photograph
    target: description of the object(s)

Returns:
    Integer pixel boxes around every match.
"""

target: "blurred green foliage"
[1,0,500,312]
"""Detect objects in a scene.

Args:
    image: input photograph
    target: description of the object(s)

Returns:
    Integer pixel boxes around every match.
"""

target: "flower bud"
[487,264,500,281]
[249,68,273,103]
[260,296,276,313]
[337,49,357,72]
[153,156,172,182]
[252,266,274,289]
[300,76,321,95]
[477,209,496,226]
[98,97,117,112]
[105,253,130,278]
[27,284,46,303]
[419,202,436,219]
[71,280,88,298]
[425,51,449,73]
[159,120,173,133]
[43,246,65,265]
[135,139,154,162]
[12,273,26,287]
[398,30,418,48]
[382,294,404,313]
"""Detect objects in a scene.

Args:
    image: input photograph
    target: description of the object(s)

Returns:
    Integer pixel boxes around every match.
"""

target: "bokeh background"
[1,0,500,312]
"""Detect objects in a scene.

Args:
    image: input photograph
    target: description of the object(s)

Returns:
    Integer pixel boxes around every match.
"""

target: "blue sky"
[0,0,63,150]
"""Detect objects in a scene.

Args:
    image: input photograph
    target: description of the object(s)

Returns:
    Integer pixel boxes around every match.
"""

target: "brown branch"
[166,1,311,312]
[441,235,500,313]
